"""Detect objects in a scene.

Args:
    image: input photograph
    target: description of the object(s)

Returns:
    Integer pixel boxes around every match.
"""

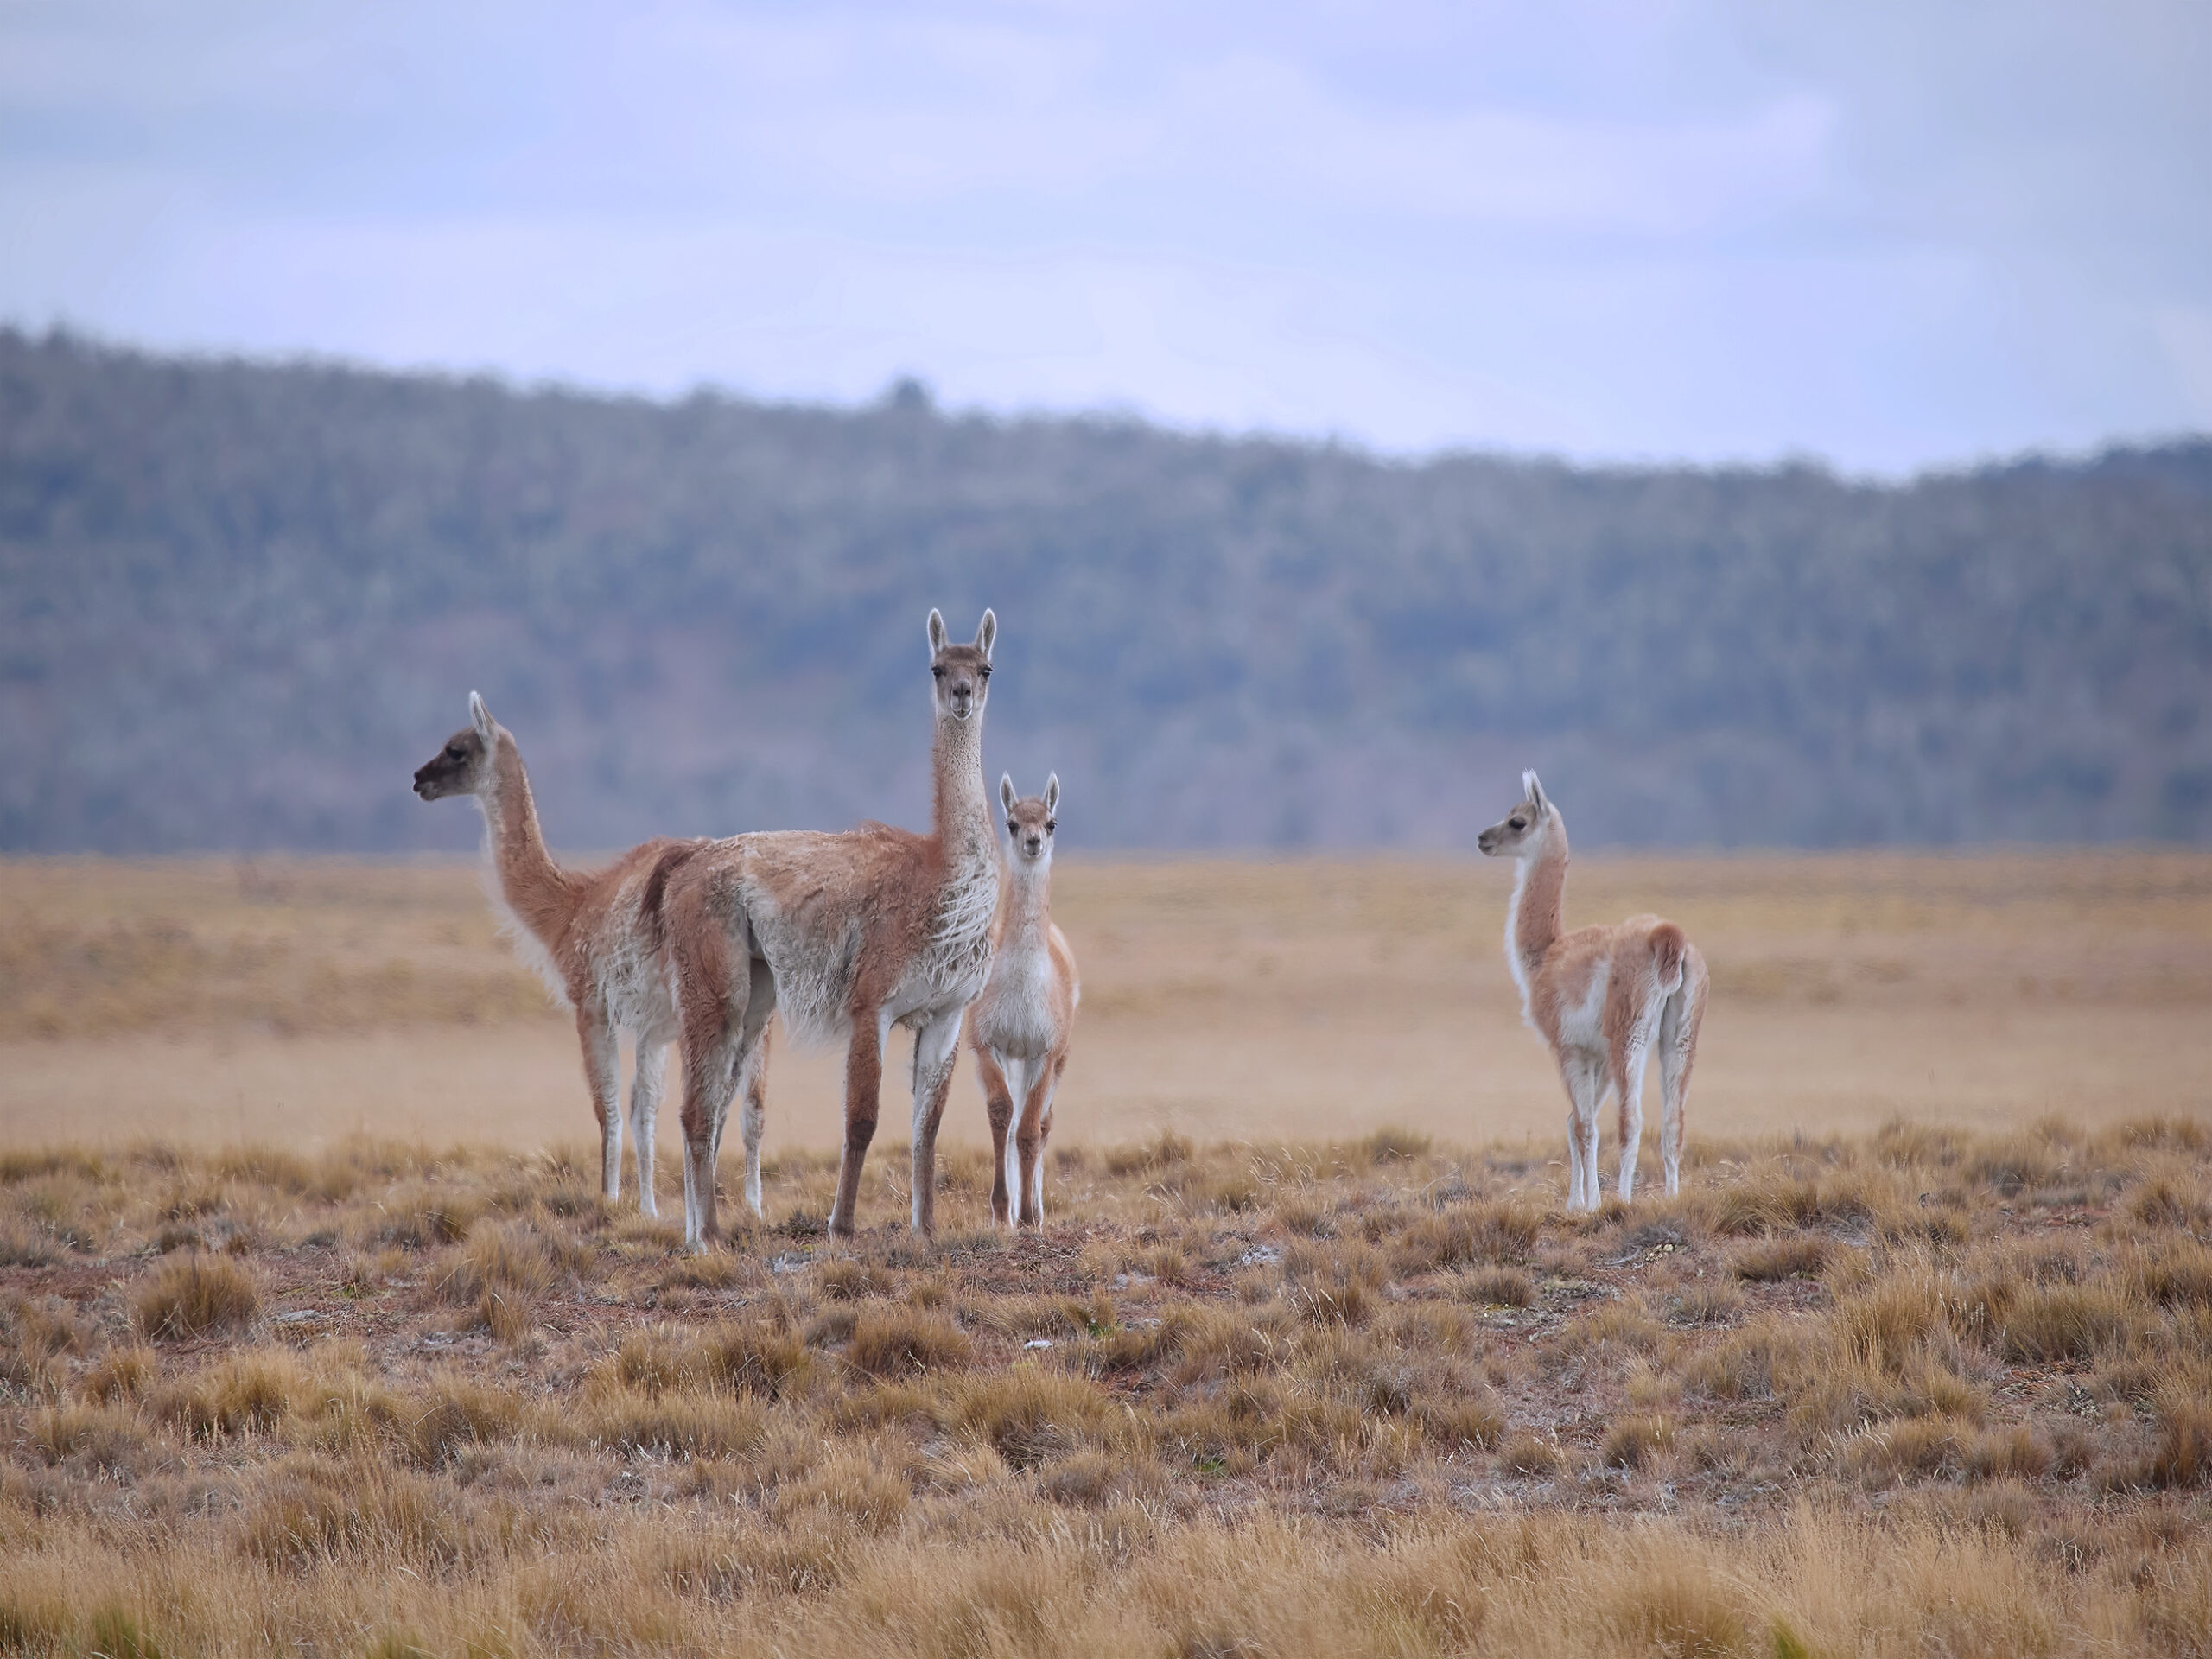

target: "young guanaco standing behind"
[968,774,1078,1227]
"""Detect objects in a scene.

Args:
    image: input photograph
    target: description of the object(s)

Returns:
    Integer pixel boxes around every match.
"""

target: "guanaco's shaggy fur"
[652,611,1002,1247]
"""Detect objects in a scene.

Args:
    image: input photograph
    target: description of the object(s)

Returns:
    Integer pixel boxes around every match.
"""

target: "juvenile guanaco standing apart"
[1478,772,1707,1212]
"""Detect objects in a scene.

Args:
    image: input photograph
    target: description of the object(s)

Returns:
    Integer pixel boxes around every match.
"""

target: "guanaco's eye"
[1007,820,1018,834]
[931,665,945,678]
[1509,817,1526,830]
[1044,820,1055,833]
[447,744,466,760]
[977,665,991,679]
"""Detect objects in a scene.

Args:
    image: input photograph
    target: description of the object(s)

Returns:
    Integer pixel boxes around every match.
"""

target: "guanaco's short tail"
[1651,923,1688,994]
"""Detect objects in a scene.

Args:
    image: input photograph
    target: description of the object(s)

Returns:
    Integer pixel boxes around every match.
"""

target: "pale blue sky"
[3,0,2206,471]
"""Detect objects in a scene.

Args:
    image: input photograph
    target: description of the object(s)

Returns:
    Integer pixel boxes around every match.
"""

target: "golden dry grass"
[1,1121,2209,1654]
[1,851,2209,1653]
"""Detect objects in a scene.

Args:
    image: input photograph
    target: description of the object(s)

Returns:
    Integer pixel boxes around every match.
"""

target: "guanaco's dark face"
[1476,771,1552,858]
[414,693,499,801]
[999,772,1060,864]
[927,607,996,722]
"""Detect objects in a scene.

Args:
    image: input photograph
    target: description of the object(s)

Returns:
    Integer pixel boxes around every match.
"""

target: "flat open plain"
[2,853,2209,1656]
[4,852,2208,1160]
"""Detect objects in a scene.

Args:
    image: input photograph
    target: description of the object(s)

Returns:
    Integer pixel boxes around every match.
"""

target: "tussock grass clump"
[1282,1240,1389,1326]
[1459,1264,1537,1307]
[1734,1235,1829,1281]
[690,1319,812,1400]
[0,1217,59,1268]
[238,1457,462,1569]
[1662,1276,1743,1325]
[847,1306,973,1376]
[2131,1236,2212,1310]
[1389,1198,1541,1274]
[401,1378,528,1467]
[584,1386,769,1459]
[2144,1391,2212,1490]
[131,1250,258,1339]
[1103,1129,1192,1178]
[1989,1281,2139,1363]
[1154,1161,1262,1216]
[2128,1173,2210,1230]
[29,1404,156,1476]
[945,1367,1110,1467]
[361,1184,486,1250]
[79,1344,158,1404]
[815,1258,894,1300]
[154,1346,315,1438]
[1500,1431,1566,1476]
[772,1449,911,1533]
[1,1295,81,1397]
[1965,1135,2064,1196]
[432,1221,563,1340]
[1358,1126,1433,1165]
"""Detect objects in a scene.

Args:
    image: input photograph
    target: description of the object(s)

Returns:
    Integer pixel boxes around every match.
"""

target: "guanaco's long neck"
[930,709,995,874]
[1506,818,1568,1003]
[999,856,1052,946]
[480,735,581,950]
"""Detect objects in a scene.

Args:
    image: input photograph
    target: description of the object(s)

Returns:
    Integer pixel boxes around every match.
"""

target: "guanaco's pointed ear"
[1043,773,1059,815]
[1522,770,1547,812]
[470,691,495,743]
[976,608,996,661]
[1000,774,1018,816]
[927,609,948,655]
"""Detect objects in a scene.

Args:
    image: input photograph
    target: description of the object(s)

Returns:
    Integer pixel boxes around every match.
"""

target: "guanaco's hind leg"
[675,930,751,1252]
[975,1044,1019,1227]
[909,1010,963,1237]
[1656,949,1708,1198]
[629,1041,666,1217]
[577,1001,623,1205]
[829,1014,887,1239]
[722,958,776,1221]
[1559,1051,1606,1214]
[1014,1054,1060,1228]
[1611,1038,1650,1204]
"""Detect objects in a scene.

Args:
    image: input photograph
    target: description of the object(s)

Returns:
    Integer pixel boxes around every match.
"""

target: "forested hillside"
[3,329,2208,852]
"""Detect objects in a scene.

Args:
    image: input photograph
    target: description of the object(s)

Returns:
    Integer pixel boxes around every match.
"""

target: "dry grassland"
[2,853,2209,1655]
[3,1122,2210,1655]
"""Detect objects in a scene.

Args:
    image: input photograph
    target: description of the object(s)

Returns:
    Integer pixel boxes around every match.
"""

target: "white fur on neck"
[1503,851,1535,1025]
[473,779,569,1011]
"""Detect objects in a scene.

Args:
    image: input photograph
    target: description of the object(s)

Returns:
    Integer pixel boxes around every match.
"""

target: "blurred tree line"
[3,329,2207,853]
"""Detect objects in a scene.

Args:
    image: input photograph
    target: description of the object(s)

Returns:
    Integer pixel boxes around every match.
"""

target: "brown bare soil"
[2,854,2209,1653]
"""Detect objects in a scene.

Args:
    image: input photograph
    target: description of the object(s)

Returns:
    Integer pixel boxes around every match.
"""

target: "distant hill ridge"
[3,328,2208,852]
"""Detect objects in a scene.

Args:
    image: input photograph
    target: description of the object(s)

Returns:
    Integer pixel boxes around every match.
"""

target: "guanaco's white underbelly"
[975,948,1058,1058]
[1555,959,1611,1053]
[887,955,992,1030]
[592,937,680,1045]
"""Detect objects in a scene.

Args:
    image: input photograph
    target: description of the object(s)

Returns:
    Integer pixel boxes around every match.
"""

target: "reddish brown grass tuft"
[131,1251,258,1339]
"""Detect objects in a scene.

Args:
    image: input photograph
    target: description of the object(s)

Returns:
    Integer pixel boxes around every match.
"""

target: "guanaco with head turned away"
[1478,772,1707,1213]
[411,694,761,1218]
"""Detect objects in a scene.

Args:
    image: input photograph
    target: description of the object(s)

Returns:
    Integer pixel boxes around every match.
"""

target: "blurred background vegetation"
[3,328,2208,853]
